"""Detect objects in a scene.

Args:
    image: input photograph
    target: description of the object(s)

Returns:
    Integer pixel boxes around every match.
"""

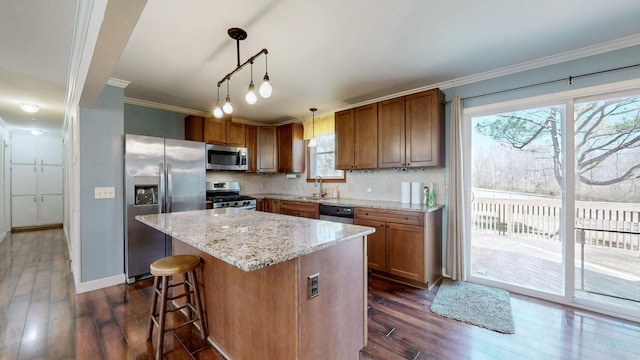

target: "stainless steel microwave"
[205,144,248,171]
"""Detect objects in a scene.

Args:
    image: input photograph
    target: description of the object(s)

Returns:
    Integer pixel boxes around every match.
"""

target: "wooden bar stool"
[147,255,206,360]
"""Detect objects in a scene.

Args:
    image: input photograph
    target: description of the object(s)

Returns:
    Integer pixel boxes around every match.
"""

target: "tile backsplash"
[206,167,446,204]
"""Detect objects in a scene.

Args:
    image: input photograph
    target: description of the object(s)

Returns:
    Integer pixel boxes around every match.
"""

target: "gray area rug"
[430,279,515,334]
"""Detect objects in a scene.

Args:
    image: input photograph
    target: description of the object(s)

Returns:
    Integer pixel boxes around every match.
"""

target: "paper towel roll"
[411,182,423,204]
[401,182,411,203]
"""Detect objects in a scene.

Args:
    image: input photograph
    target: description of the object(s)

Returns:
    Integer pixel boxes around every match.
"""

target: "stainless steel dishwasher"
[319,204,354,224]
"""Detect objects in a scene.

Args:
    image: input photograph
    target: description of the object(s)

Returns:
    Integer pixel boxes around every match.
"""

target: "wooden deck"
[472,232,640,310]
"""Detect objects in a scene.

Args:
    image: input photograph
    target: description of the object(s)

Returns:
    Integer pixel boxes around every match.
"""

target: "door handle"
[166,163,172,213]
[158,163,165,214]
[33,196,37,202]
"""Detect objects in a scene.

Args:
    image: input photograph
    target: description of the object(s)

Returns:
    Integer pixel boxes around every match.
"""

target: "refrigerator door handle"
[166,163,173,213]
[159,162,165,214]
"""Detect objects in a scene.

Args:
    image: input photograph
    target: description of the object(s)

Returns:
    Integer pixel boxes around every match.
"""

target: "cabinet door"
[245,125,257,173]
[37,137,63,165]
[38,194,63,225]
[204,117,227,145]
[355,218,386,272]
[11,195,38,227]
[354,103,378,169]
[184,115,205,142]
[226,121,246,147]
[257,127,277,173]
[277,123,304,173]
[38,166,63,194]
[405,89,445,167]
[386,222,425,281]
[335,109,354,170]
[11,134,38,164]
[11,165,38,195]
[378,97,405,168]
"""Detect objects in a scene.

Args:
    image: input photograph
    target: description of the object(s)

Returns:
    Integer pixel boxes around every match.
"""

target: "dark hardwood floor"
[1,229,639,359]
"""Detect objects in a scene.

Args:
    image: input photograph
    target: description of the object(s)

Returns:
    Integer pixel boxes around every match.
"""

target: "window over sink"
[307,134,345,182]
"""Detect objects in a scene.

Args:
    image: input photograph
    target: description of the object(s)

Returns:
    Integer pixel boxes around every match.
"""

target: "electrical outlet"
[308,273,319,299]
[94,187,116,199]
[367,185,373,193]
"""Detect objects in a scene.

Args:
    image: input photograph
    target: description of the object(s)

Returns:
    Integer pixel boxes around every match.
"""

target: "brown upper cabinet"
[185,114,246,146]
[379,89,445,168]
[184,115,205,142]
[204,117,246,147]
[245,125,257,173]
[335,103,378,170]
[257,126,277,173]
[277,123,305,173]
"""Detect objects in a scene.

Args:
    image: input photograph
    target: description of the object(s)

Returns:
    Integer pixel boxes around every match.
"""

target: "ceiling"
[3,0,640,134]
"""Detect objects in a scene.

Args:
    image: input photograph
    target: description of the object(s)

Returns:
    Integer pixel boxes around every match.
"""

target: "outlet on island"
[367,186,373,193]
[308,273,319,299]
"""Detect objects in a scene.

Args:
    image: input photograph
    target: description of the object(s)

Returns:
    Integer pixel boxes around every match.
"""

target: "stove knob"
[234,201,239,207]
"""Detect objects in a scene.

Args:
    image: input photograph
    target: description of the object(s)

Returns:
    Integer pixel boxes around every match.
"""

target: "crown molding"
[107,77,130,88]
[436,33,640,90]
[124,97,210,116]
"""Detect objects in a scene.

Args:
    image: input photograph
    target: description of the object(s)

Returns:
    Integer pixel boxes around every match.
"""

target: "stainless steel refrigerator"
[124,134,205,284]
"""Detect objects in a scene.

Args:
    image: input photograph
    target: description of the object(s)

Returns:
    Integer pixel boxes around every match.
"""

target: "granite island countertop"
[135,208,375,272]
[250,193,444,213]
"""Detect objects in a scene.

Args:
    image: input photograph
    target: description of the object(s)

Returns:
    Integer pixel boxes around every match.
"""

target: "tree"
[475,96,640,189]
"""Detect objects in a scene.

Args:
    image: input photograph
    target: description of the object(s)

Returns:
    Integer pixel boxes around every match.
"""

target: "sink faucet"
[314,176,324,198]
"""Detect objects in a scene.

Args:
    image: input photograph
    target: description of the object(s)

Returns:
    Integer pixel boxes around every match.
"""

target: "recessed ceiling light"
[30,130,43,136]
[20,104,40,113]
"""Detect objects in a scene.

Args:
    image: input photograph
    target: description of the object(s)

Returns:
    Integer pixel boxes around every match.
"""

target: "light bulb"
[213,102,224,118]
[245,82,257,104]
[308,138,318,148]
[259,74,272,98]
[223,95,233,114]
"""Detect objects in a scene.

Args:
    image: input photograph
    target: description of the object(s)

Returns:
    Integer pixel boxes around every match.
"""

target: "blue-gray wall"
[79,85,125,282]
[124,104,185,140]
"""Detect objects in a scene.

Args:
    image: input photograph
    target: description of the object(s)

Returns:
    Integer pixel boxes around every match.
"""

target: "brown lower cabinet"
[279,200,319,219]
[257,198,280,213]
[355,207,442,289]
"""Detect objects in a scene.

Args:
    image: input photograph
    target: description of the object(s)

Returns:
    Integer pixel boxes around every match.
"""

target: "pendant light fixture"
[213,85,224,118]
[223,80,233,114]
[214,28,271,115]
[259,54,272,98]
[308,108,318,148]
[245,61,257,104]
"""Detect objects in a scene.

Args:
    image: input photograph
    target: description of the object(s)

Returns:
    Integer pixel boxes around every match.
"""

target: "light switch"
[94,187,116,199]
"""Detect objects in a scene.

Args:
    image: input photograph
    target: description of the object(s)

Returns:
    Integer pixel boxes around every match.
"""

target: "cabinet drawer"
[354,207,424,226]
[280,201,319,214]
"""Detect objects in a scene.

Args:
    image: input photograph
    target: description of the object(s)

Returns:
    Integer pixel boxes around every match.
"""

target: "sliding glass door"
[469,104,566,295]
[573,94,640,311]
[466,87,640,317]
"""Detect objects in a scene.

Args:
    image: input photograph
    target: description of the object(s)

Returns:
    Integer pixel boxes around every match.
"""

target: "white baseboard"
[75,273,125,294]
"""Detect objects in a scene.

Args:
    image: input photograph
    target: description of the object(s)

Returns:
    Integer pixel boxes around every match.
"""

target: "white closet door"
[11,195,38,227]
[38,195,63,225]
[37,137,63,165]
[11,165,37,195]
[11,134,38,164]
[38,166,63,194]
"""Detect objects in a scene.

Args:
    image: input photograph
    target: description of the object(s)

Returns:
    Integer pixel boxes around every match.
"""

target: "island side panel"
[172,239,299,359]
[298,236,367,359]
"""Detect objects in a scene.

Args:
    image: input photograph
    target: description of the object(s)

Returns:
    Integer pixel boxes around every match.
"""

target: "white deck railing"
[472,198,640,251]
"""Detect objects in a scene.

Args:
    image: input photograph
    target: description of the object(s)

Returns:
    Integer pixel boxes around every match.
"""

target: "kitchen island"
[136,208,375,360]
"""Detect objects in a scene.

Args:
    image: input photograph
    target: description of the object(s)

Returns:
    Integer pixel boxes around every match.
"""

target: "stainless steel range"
[206,181,256,210]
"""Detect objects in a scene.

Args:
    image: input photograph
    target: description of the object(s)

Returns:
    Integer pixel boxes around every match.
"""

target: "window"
[307,134,345,181]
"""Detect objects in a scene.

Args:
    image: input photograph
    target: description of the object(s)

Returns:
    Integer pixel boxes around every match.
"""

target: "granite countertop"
[135,209,375,272]
[250,193,444,213]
